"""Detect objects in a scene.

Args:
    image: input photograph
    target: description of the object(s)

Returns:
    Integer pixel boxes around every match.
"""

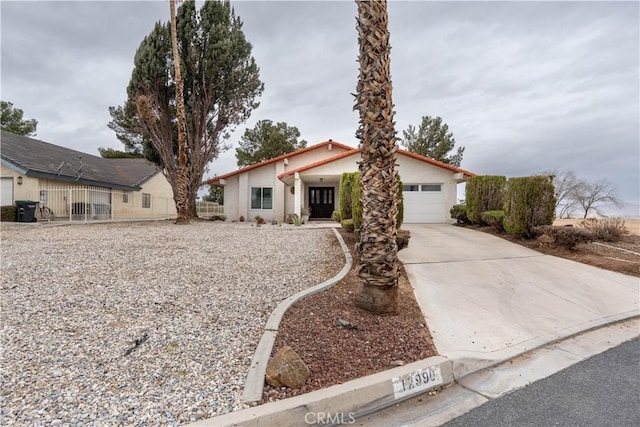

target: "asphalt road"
[443,337,640,427]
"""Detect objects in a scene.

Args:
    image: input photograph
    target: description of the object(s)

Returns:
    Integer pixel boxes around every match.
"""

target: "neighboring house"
[208,139,475,224]
[0,130,176,220]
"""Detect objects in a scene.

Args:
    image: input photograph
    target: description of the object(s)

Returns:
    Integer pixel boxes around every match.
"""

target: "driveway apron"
[399,224,640,378]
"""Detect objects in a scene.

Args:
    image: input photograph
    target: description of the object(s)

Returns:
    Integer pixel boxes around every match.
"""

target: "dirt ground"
[260,229,437,403]
[470,218,640,278]
[258,218,639,403]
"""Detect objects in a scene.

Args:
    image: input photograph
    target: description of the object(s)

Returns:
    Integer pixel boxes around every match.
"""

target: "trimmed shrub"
[397,229,411,251]
[465,175,507,224]
[352,175,363,232]
[339,172,357,220]
[341,218,355,232]
[396,175,404,229]
[480,210,505,231]
[331,210,341,222]
[546,226,595,250]
[504,175,556,238]
[1,206,16,222]
[450,204,469,224]
[579,218,627,242]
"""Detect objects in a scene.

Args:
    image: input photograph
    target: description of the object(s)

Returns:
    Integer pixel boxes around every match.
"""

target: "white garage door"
[403,184,445,223]
[1,177,14,206]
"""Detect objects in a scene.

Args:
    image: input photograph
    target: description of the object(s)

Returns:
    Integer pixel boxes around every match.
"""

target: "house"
[0,130,176,220]
[207,139,475,224]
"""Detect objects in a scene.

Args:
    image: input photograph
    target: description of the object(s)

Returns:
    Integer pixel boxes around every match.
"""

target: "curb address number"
[392,366,443,399]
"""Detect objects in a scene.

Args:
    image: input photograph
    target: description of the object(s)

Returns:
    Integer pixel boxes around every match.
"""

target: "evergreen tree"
[235,120,306,167]
[401,116,464,166]
[1,101,38,136]
[108,0,263,219]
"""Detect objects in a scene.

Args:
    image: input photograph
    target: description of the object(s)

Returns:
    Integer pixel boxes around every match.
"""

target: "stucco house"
[1,130,176,220]
[207,139,475,224]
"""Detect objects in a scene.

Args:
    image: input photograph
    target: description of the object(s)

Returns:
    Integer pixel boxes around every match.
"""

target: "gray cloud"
[1,0,637,213]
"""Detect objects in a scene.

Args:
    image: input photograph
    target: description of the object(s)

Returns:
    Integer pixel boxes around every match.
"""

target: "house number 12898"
[392,366,443,399]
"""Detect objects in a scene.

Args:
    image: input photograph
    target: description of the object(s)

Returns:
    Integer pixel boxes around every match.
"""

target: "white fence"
[22,186,223,222]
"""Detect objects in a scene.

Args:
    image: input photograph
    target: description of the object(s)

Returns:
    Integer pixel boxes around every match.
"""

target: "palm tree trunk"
[353,0,400,314]
[170,0,190,223]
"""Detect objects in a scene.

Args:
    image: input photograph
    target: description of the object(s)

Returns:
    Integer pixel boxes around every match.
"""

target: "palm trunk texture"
[170,0,190,223]
[354,0,400,314]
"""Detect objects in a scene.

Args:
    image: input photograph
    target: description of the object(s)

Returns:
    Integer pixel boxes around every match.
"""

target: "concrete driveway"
[400,224,639,378]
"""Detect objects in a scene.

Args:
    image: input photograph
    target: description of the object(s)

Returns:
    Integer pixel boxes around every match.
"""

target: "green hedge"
[339,172,357,220]
[396,175,404,229]
[352,175,363,232]
[450,204,468,224]
[1,206,16,222]
[504,175,556,238]
[480,210,505,231]
[465,175,507,224]
[341,218,355,232]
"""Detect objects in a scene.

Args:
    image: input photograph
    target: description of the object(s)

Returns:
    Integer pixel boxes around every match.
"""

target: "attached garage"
[403,184,446,223]
[1,177,14,206]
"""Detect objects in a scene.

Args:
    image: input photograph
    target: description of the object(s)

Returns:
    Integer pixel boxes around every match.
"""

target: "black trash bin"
[15,200,38,222]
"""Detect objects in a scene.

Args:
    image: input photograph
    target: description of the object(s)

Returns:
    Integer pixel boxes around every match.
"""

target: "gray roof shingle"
[0,130,161,190]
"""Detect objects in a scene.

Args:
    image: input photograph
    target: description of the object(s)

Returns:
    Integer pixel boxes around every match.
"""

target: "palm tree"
[353,0,400,314]
[170,0,189,223]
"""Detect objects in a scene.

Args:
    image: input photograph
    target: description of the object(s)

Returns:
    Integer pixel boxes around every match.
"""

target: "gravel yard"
[0,221,342,426]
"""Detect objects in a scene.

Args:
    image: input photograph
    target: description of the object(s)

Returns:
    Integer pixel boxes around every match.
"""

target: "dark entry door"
[308,187,334,219]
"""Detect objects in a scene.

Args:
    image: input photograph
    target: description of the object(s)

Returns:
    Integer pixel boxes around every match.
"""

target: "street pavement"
[442,337,640,427]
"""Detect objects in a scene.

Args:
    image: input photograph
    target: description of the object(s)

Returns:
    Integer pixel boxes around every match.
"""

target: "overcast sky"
[1,0,638,215]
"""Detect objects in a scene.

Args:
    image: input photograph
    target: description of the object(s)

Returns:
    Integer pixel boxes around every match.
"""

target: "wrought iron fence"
[25,186,177,222]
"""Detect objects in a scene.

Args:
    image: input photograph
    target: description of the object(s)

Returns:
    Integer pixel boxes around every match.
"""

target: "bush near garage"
[339,172,357,222]
[480,210,506,231]
[504,175,556,238]
[1,205,16,222]
[450,204,469,224]
[465,175,507,224]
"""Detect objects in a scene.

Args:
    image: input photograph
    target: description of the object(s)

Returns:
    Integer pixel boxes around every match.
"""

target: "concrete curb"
[191,357,453,427]
[241,227,353,403]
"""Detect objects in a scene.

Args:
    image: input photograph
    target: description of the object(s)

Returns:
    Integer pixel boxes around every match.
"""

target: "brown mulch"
[260,229,437,403]
[463,224,640,278]
[257,222,639,404]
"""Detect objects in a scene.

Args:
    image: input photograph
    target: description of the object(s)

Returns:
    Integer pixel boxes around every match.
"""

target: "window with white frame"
[251,187,273,210]
[142,193,151,208]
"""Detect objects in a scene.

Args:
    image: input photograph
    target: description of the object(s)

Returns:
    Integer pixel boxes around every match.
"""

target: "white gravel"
[0,221,342,426]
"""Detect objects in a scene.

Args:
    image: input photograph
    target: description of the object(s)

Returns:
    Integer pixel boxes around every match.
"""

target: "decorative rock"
[390,360,405,366]
[265,346,309,388]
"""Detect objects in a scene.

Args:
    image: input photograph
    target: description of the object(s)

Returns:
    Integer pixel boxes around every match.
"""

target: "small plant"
[546,226,595,250]
[331,210,342,222]
[450,204,469,224]
[254,215,266,225]
[1,206,16,222]
[301,206,311,216]
[292,215,302,226]
[238,215,245,222]
[341,218,355,232]
[579,218,627,242]
[285,213,299,224]
[480,210,505,231]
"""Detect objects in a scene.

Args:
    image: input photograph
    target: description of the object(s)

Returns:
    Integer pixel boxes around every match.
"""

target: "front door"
[308,187,334,219]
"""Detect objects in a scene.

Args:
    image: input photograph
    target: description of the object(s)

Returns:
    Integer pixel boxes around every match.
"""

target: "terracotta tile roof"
[207,140,353,185]
[277,147,476,179]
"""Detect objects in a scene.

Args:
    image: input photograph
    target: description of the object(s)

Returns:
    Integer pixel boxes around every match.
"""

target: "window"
[403,185,419,192]
[251,187,273,210]
[421,184,442,192]
[142,193,151,209]
[123,192,129,203]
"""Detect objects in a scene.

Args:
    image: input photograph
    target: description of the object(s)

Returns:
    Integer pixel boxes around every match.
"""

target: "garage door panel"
[1,177,14,206]
[404,188,445,224]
